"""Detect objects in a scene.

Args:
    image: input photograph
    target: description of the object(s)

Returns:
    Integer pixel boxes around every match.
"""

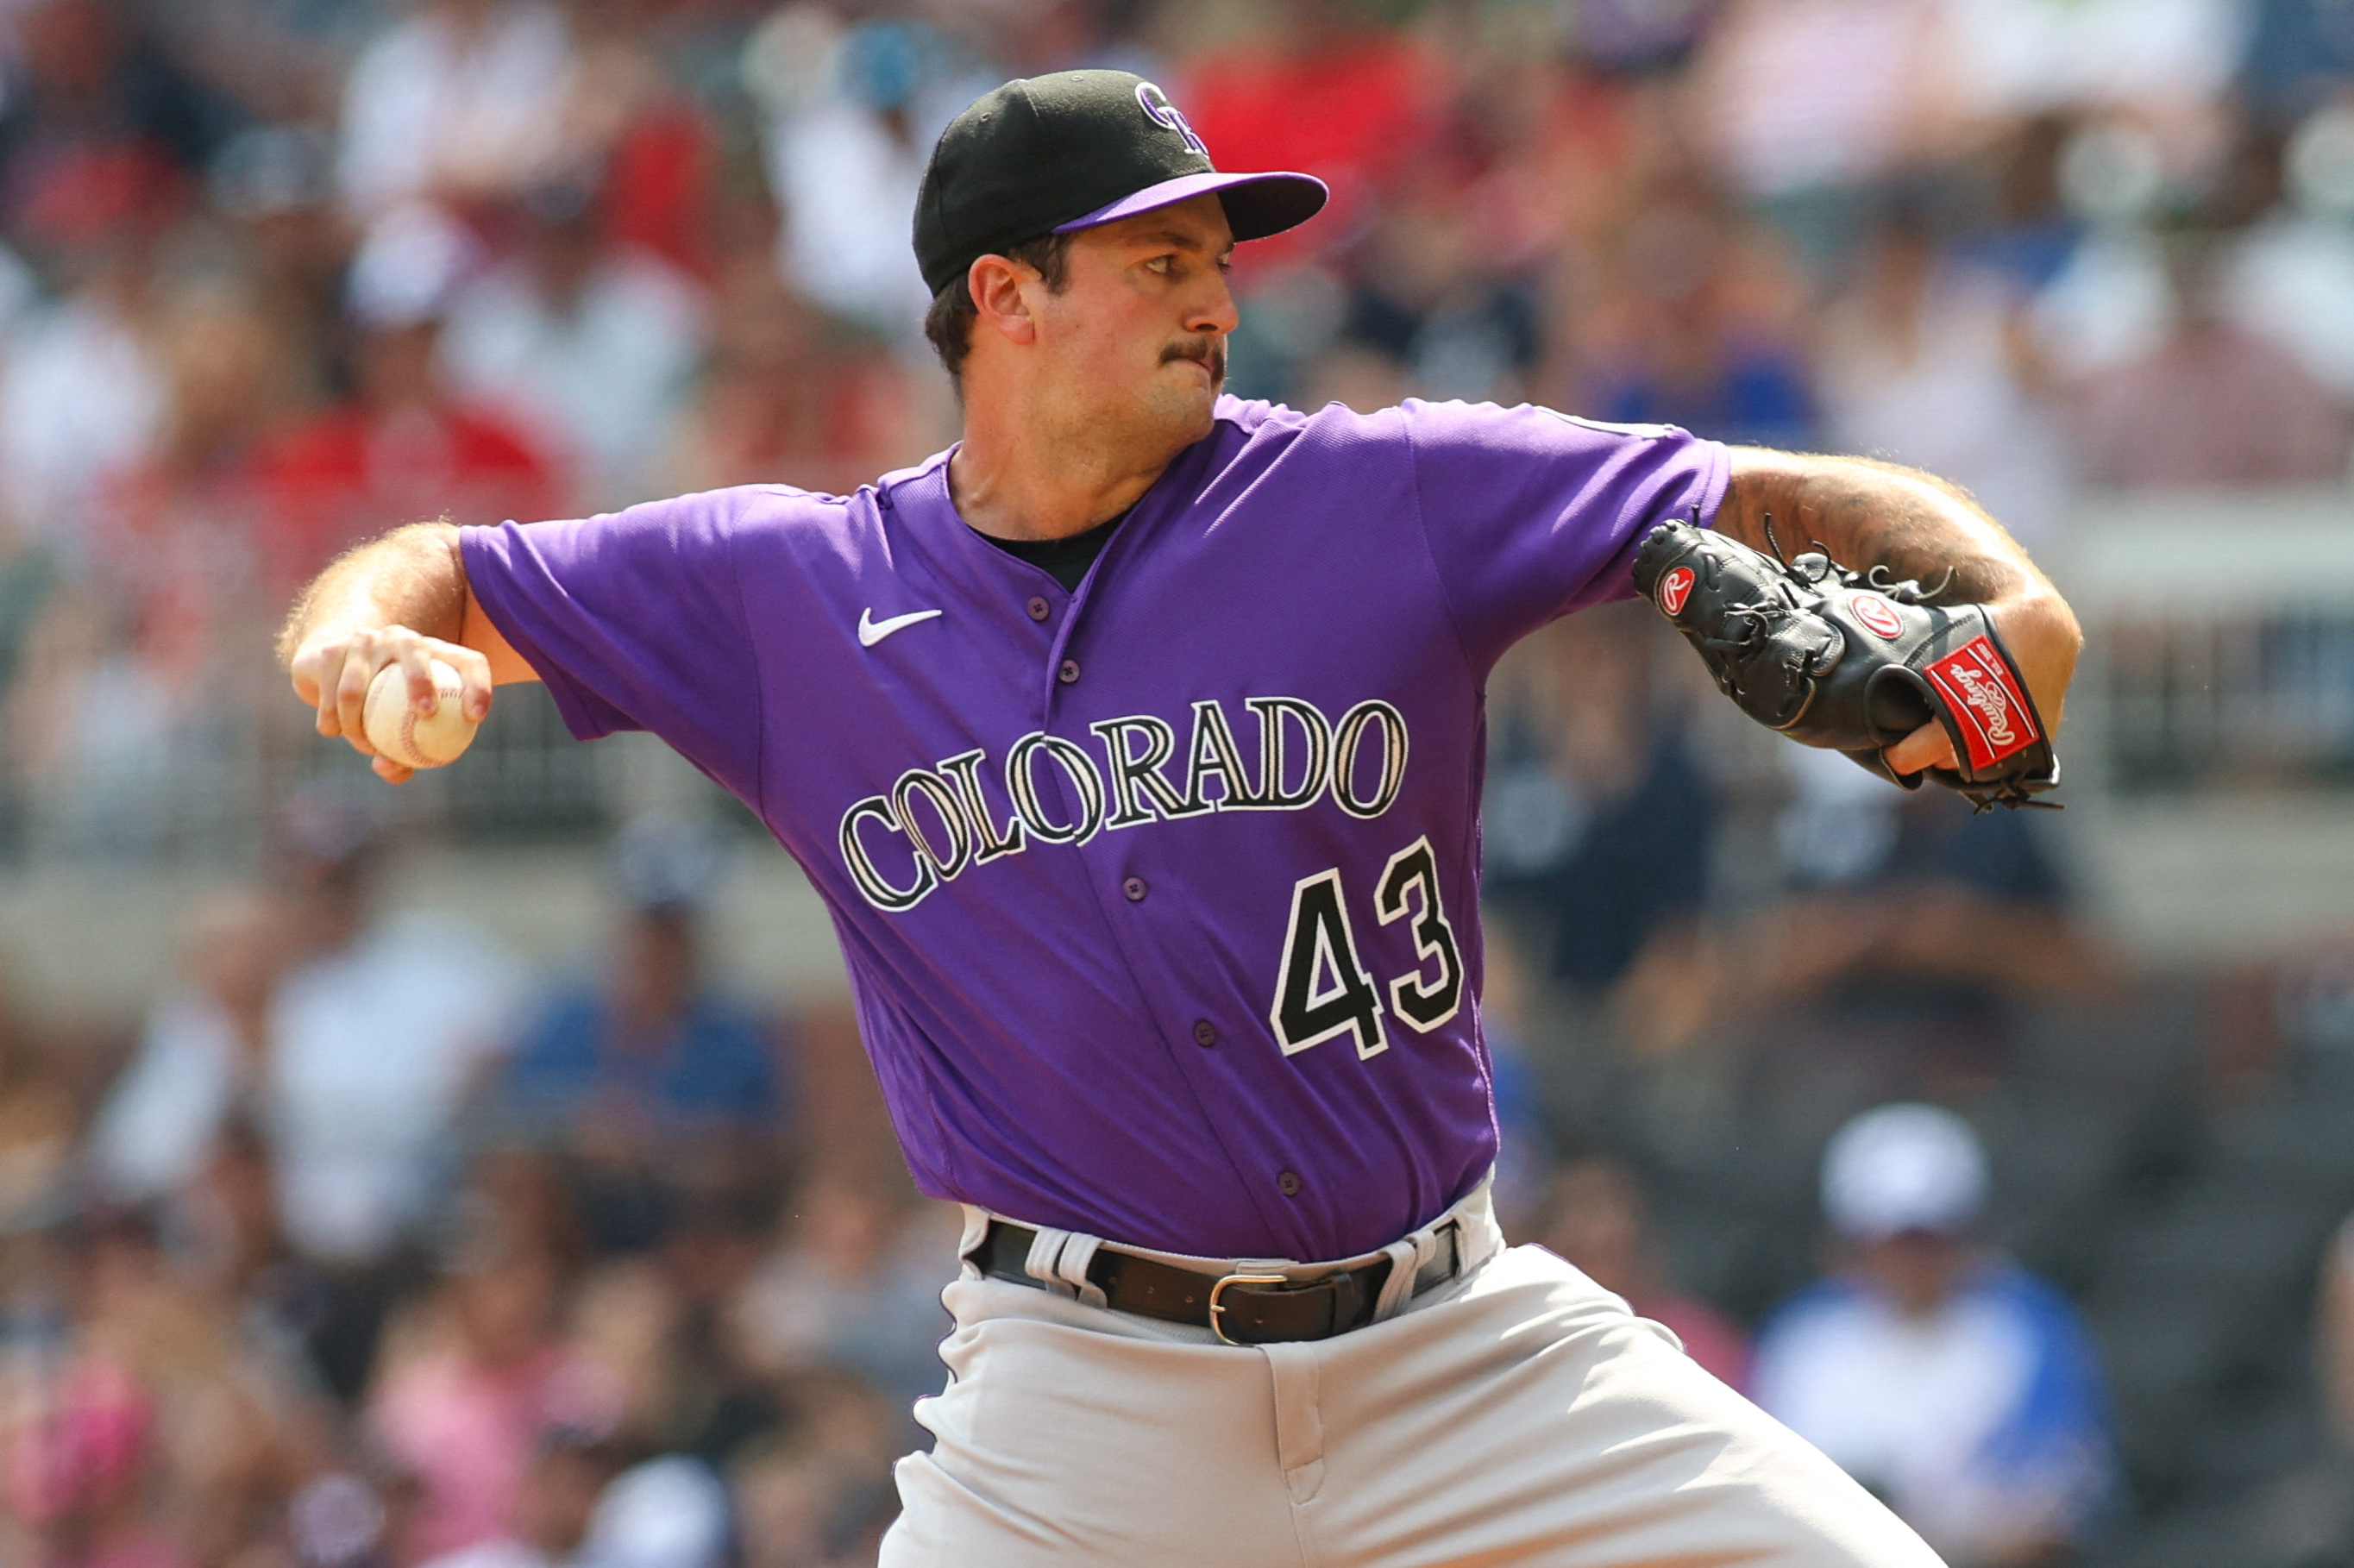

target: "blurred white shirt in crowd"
[338,0,574,216]
[443,250,709,513]
[1753,1266,2112,1563]
[88,988,244,1201]
[1937,0,2253,119]
[1700,0,1943,197]
[266,908,523,1264]
[1818,260,2066,539]
[0,288,165,558]
[2223,216,2354,400]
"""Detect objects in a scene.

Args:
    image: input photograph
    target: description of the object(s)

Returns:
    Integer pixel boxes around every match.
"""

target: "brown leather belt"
[972,1219,1464,1345]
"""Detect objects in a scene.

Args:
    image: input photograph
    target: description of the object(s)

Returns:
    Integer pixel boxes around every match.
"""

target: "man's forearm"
[1717,448,2042,606]
[276,521,468,669]
[1714,447,2082,774]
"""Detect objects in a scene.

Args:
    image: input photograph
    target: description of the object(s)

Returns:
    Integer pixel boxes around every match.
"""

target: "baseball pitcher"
[281,71,2080,1567]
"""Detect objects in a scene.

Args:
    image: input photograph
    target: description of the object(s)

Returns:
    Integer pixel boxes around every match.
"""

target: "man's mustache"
[1161,339,1226,380]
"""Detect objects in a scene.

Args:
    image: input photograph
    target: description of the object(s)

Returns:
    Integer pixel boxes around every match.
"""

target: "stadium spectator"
[259,793,522,1402]
[209,122,360,409]
[1570,182,1817,448]
[0,227,163,568]
[1479,604,1717,1000]
[1690,0,1949,266]
[1817,203,2067,539]
[1180,1,1443,273]
[542,0,722,281]
[750,10,978,343]
[1539,1156,1752,1389]
[729,1182,958,1422]
[442,179,708,514]
[413,1428,628,1568]
[2073,229,2353,487]
[659,258,926,499]
[0,0,235,260]
[86,889,288,1204]
[2221,104,2354,404]
[336,0,575,220]
[492,814,782,1164]
[1752,1103,2116,1565]
[250,204,560,593]
[367,1244,597,1565]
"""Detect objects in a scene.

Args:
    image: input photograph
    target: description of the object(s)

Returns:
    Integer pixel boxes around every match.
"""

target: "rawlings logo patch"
[1852,594,1903,640]
[1924,637,2040,770]
[1658,565,1695,618]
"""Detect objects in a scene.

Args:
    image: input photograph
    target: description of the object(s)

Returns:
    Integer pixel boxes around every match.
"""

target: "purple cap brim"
[1051,169,1329,242]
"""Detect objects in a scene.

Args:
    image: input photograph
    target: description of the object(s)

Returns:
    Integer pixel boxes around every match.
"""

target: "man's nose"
[1186,269,1240,338]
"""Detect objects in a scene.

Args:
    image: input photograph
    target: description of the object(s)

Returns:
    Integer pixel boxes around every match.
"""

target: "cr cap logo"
[1851,593,1904,640]
[1136,83,1210,158]
[1657,565,1695,617]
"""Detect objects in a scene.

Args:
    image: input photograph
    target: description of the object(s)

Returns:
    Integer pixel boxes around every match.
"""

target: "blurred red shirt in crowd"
[1181,9,1444,269]
[248,317,559,596]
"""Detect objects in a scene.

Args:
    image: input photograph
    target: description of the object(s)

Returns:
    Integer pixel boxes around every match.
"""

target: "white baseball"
[362,659,478,768]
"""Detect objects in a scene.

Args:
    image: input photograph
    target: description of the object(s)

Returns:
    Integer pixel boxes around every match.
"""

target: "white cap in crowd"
[1820,1102,1989,1242]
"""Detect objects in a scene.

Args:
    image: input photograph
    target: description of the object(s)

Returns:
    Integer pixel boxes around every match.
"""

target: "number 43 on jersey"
[1271,835,1464,1059]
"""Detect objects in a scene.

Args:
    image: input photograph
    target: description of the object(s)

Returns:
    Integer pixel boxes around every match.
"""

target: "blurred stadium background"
[1,0,2353,1564]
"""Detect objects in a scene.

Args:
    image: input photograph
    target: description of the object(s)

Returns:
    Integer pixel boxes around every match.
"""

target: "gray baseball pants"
[882,1182,1946,1567]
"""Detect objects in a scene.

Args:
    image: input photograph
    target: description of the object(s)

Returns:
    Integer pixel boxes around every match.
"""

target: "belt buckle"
[1208,1272,1290,1346]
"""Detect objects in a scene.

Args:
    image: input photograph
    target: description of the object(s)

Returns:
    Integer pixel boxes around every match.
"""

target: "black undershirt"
[974,512,1125,593]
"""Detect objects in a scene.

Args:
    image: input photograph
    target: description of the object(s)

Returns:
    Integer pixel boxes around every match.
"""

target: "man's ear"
[969,254,1039,348]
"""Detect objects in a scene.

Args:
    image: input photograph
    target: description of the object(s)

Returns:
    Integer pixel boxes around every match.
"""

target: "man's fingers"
[371,755,415,785]
[398,634,437,718]
[443,643,496,723]
[334,643,380,753]
[1885,721,1956,778]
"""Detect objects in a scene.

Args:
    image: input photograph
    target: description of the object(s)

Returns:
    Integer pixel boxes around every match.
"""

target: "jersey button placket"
[1277,1170,1303,1198]
[1122,876,1148,903]
[1191,1019,1217,1048]
[1026,595,1051,623]
[1058,658,1081,685]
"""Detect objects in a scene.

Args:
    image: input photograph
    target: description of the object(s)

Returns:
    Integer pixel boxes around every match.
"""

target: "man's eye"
[1146,256,1172,274]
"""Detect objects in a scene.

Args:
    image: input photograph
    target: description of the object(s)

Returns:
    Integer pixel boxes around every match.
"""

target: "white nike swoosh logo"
[858,607,945,647]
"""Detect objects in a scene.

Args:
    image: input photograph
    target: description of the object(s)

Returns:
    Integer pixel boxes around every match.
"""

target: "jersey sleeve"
[1401,400,1730,673]
[460,491,763,801]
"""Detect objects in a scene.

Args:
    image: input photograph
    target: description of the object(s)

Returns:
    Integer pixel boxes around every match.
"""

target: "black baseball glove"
[1631,519,2059,811]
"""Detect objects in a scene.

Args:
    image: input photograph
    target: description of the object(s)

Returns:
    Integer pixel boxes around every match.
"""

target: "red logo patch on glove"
[1924,637,2041,769]
[1851,593,1903,639]
[1658,565,1695,617]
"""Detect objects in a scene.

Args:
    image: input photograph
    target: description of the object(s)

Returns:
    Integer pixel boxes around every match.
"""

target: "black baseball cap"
[913,69,1328,298]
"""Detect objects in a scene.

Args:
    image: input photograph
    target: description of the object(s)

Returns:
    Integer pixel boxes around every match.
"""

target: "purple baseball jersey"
[461,396,1729,1261]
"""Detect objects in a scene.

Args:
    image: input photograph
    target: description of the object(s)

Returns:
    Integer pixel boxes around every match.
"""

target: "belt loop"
[1025,1227,1078,1299]
[957,1206,994,1280]
[1053,1232,1108,1308]
[1371,1234,1424,1321]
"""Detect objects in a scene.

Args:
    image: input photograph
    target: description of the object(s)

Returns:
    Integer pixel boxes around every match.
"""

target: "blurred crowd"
[0,0,2346,1565]
[2,799,961,1568]
[0,0,2347,855]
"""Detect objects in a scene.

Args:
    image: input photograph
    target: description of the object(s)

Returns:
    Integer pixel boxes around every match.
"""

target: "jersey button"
[1277,1170,1303,1198]
[1122,876,1148,902]
[1058,658,1081,685]
[1026,596,1051,622]
[1191,1019,1217,1048]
